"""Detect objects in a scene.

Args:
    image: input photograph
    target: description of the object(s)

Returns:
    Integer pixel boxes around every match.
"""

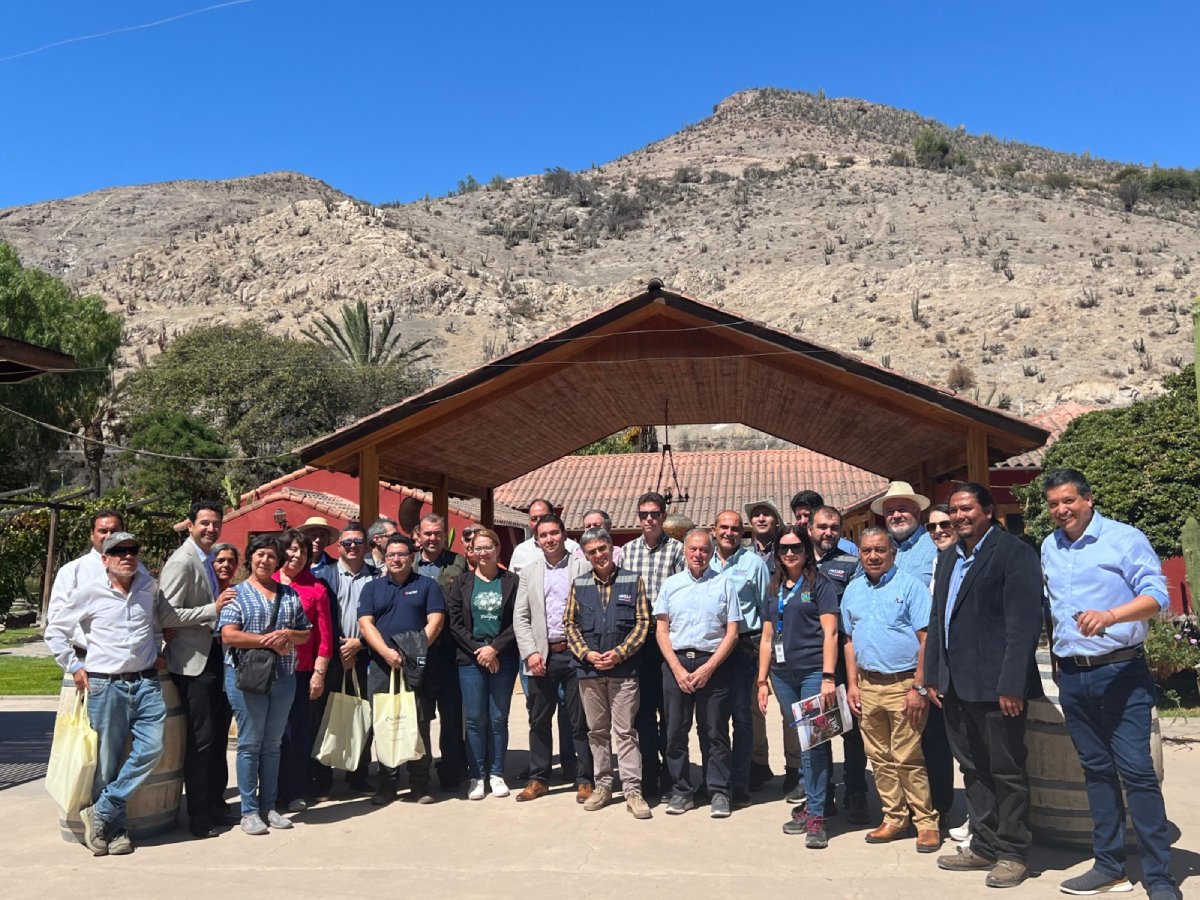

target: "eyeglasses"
[778,543,805,556]
[637,510,663,520]
[925,522,954,533]
[340,538,365,548]
[384,551,411,560]
[108,546,140,557]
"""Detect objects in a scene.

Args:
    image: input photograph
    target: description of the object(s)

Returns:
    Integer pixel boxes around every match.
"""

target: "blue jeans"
[225,667,295,816]
[458,656,519,778]
[87,674,167,828]
[771,668,829,817]
[1058,656,1175,892]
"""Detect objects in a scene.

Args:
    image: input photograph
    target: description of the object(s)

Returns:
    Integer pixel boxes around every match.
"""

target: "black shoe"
[347,777,375,796]
[749,762,774,792]
[188,818,217,839]
[371,781,397,806]
[844,792,870,825]
[732,787,753,809]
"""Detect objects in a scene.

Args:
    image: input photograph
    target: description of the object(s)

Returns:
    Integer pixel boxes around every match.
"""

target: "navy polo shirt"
[759,572,840,672]
[358,571,445,666]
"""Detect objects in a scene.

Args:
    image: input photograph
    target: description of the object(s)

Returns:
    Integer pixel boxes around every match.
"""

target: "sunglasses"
[778,543,805,556]
[925,522,954,533]
[108,546,140,557]
[340,538,365,548]
[637,510,663,520]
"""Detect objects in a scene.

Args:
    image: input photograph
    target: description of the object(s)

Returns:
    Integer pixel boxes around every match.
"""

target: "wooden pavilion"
[298,282,1049,527]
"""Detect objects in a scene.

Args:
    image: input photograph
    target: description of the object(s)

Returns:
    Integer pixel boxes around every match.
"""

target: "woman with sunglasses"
[446,527,520,799]
[925,504,956,558]
[756,525,841,849]
[218,534,311,835]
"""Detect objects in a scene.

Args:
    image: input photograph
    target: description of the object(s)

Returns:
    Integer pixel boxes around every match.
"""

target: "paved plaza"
[0,694,1196,899]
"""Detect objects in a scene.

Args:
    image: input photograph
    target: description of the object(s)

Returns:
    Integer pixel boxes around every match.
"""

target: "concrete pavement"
[1,694,1196,899]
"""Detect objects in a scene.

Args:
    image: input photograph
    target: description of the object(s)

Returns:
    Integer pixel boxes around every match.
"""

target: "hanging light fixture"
[273,508,288,529]
[654,400,694,540]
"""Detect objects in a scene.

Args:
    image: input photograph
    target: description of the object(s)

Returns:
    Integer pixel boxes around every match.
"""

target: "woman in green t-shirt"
[446,528,520,800]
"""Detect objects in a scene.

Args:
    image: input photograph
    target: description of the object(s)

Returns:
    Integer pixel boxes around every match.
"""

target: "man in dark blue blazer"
[924,483,1043,889]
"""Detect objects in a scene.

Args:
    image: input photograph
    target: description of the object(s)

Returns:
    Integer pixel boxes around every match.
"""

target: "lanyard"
[776,580,804,634]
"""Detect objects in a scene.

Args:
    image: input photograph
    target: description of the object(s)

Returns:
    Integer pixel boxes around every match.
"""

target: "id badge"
[773,638,786,664]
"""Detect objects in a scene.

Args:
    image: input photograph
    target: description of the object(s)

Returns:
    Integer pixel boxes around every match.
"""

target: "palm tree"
[302,301,432,369]
[69,373,124,497]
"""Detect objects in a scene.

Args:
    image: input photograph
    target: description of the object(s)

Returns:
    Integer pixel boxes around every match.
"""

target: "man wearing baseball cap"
[45,532,226,856]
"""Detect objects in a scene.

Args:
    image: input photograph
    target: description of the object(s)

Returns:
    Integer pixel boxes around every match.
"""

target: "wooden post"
[966,428,990,488]
[480,488,495,529]
[434,474,450,523]
[916,462,936,506]
[359,447,379,525]
[38,504,60,627]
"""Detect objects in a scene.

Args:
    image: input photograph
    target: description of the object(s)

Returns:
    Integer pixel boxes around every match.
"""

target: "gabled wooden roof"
[298,283,1049,496]
[0,336,76,383]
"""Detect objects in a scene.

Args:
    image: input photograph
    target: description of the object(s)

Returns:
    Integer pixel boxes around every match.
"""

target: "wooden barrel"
[55,674,186,842]
[1025,650,1164,849]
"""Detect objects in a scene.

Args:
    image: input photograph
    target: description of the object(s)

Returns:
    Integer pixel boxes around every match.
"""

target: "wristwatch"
[912,684,929,697]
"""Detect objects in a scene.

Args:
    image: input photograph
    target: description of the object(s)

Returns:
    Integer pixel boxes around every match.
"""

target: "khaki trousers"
[858,670,937,829]
[578,677,642,794]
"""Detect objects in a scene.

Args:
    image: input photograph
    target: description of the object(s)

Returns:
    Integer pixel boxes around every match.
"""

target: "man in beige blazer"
[160,500,232,838]
[514,514,594,802]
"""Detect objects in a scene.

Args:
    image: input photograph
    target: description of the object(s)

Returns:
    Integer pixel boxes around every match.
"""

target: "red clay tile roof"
[496,449,889,531]
[994,402,1097,469]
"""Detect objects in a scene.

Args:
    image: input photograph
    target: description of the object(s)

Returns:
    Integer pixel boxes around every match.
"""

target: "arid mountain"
[1,89,1196,421]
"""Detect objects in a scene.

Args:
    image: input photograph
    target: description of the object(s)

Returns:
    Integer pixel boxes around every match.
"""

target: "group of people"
[43,473,1179,899]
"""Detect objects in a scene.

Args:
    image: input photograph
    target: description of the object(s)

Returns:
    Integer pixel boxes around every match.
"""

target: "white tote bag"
[45,689,98,812]
[373,668,424,768]
[311,667,372,771]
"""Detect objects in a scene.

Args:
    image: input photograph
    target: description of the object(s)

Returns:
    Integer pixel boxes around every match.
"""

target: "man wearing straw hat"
[299,517,339,573]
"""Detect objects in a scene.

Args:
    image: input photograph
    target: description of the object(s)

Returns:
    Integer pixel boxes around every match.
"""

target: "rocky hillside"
[1,89,1196,417]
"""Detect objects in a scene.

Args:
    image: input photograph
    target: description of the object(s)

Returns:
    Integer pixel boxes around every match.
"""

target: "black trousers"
[527,650,592,784]
[171,638,232,827]
[429,640,467,782]
[663,650,732,798]
[634,639,667,791]
[310,652,371,788]
[943,688,1031,862]
[922,701,956,816]
[367,664,436,787]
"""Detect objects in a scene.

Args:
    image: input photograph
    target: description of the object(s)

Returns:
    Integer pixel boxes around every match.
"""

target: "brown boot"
[916,829,943,853]
[865,822,909,843]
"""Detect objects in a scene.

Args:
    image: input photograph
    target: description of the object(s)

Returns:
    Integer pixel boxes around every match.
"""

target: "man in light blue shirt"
[841,527,940,853]
[873,481,938,587]
[655,527,742,818]
[710,509,769,807]
[1040,469,1177,900]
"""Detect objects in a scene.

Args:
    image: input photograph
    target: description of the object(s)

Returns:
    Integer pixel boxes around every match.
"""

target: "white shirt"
[510,536,581,576]
[45,569,165,675]
[47,549,107,650]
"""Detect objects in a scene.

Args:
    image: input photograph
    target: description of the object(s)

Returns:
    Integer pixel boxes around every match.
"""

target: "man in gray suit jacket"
[160,500,233,838]
[514,514,594,802]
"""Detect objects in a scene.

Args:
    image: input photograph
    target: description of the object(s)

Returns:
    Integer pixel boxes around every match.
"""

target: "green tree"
[119,411,231,513]
[0,243,123,491]
[1016,366,1200,557]
[913,128,951,170]
[302,300,432,369]
[122,322,434,494]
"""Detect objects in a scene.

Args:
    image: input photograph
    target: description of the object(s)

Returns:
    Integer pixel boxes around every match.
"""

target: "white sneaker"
[949,818,971,843]
[468,778,486,800]
[489,775,510,798]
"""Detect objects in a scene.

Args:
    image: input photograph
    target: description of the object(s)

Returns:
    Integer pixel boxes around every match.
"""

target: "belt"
[1058,645,1144,669]
[548,641,569,653]
[676,649,713,660]
[87,668,158,682]
[860,669,915,683]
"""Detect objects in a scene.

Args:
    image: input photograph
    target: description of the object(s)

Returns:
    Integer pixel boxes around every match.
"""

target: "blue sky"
[2,0,1196,209]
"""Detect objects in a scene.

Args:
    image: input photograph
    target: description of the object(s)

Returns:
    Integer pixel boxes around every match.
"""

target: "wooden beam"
[480,488,494,529]
[433,474,450,523]
[359,446,379,525]
[966,428,990,489]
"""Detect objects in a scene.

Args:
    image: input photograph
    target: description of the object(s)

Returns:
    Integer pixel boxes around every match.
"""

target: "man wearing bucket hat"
[46,532,226,856]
